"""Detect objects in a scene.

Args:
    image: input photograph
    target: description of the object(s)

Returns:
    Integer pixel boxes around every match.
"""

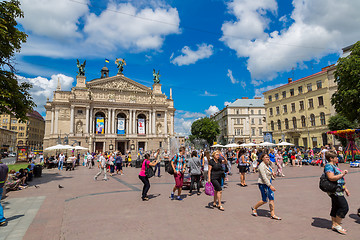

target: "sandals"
[332,225,347,235]
[251,207,258,217]
[271,215,282,220]
[217,205,225,211]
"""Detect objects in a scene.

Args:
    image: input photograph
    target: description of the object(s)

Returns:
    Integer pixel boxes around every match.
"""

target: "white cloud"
[227,69,238,84]
[254,83,283,97]
[224,101,232,106]
[240,81,246,89]
[171,43,214,66]
[17,74,74,114]
[221,0,360,84]
[174,117,194,136]
[201,91,217,97]
[205,105,219,116]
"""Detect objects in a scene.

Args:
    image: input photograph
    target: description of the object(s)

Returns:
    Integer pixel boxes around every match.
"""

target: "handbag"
[166,155,178,175]
[145,161,155,178]
[205,182,214,196]
[319,165,338,193]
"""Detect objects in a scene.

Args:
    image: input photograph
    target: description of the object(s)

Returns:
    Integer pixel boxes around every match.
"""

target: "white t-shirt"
[321,149,328,161]
[59,154,65,162]
[203,156,209,171]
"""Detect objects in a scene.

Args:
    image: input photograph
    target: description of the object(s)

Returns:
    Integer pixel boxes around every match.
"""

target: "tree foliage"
[0,0,35,122]
[328,114,357,146]
[189,117,220,145]
[331,41,360,123]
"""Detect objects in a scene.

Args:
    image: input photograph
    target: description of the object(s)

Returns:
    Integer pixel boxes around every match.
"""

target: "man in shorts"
[170,147,186,201]
[0,156,9,226]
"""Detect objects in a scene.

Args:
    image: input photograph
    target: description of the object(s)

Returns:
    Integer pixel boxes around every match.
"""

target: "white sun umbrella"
[258,142,276,147]
[242,142,258,147]
[211,144,224,148]
[224,143,240,148]
[276,141,294,146]
[60,145,75,150]
[73,146,88,150]
[44,144,66,151]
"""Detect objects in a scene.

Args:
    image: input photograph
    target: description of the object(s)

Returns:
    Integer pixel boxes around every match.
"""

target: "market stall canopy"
[240,143,258,147]
[224,143,240,148]
[44,144,67,151]
[276,141,294,146]
[73,146,88,150]
[211,144,224,148]
[258,142,276,147]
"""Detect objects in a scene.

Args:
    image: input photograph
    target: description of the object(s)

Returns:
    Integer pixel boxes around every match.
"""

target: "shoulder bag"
[319,165,338,193]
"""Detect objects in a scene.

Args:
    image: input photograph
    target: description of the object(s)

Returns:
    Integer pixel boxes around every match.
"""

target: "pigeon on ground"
[58,184,64,188]
[34,185,40,188]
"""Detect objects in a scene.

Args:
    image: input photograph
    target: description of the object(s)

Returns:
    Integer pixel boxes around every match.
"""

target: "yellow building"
[0,111,45,151]
[0,127,17,153]
[263,65,336,148]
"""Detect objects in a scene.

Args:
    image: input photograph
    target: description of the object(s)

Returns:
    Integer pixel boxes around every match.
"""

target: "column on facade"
[152,109,156,135]
[89,107,93,134]
[170,113,174,135]
[126,111,130,135]
[112,109,116,134]
[148,110,152,135]
[107,108,111,134]
[50,108,54,134]
[132,110,136,134]
[85,107,89,134]
[54,108,59,134]
[146,114,149,135]
[70,106,75,134]
[164,110,167,135]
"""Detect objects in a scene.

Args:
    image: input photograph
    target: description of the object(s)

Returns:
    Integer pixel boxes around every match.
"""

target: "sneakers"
[94,177,97,181]
[0,220,7,227]
[170,193,174,200]
[177,196,183,201]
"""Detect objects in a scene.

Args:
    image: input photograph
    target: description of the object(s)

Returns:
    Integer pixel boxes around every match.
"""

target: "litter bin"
[33,165,42,177]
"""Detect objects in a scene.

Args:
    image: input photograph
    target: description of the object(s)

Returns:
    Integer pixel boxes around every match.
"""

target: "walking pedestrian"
[94,153,108,181]
[251,154,281,220]
[170,147,186,201]
[238,149,248,187]
[58,152,65,170]
[87,153,93,169]
[203,151,210,182]
[138,153,160,201]
[188,151,202,195]
[208,150,227,211]
[115,152,123,175]
[109,153,115,176]
[275,150,285,177]
[0,157,9,226]
[324,151,350,235]
[153,149,161,177]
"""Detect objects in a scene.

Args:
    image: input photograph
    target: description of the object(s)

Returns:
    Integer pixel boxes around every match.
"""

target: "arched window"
[18,140,23,145]
[116,113,127,135]
[95,112,105,134]
[292,117,297,129]
[301,116,306,127]
[285,118,289,129]
[137,114,146,135]
[320,112,326,125]
[310,114,316,126]
[277,119,281,130]
[270,121,274,131]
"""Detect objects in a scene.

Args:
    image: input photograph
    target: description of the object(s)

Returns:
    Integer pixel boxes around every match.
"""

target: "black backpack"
[166,154,178,175]
[145,160,154,178]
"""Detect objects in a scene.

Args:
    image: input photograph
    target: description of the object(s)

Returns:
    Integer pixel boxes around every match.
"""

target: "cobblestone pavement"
[1,163,360,240]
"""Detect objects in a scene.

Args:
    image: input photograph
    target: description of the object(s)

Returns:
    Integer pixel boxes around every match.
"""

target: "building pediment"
[87,74,151,93]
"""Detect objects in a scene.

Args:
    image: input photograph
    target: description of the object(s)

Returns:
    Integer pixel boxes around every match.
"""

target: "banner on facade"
[117,118,125,134]
[138,118,145,135]
[96,117,105,134]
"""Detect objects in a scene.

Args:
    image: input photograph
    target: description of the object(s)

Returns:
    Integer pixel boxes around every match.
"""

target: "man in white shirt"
[58,153,65,170]
[87,153,93,169]
[94,153,107,181]
[319,146,328,167]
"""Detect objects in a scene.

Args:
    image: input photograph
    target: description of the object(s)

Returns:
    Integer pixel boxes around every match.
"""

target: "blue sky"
[14,0,360,135]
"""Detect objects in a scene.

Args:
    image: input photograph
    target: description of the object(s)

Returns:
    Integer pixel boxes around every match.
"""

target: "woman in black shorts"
[208,150,227,211]
[238,149,248,186]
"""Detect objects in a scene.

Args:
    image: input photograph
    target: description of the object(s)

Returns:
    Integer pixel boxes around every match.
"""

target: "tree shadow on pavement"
[349,214,360,224]
[311,217,332,229]
[29,172,73,186]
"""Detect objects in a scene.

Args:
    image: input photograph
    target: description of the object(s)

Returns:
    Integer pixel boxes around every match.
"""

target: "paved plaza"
[1,163,360,240]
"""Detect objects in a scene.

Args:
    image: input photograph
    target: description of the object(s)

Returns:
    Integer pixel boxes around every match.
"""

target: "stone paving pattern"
[1,164,360,240]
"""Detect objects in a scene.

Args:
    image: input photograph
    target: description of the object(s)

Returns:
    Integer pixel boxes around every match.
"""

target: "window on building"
[259,127,263,135]
[19,126,25,131]
[251,110,254,115]
[241,128,243,135]
[283,105,287,113]
[301,116,306,127]
[2,126,7,129]
[12,119,17,124]
[236,110,239,115]
[293,117,297,129]
[298,86,303,94]
[19,133,24,137]
[285,118,289,129]
[258,110,261,115]
[316,80,322,89]
[275,93,279,100]
[310,114,316,126]
[290,89,294,96]
[300,101,304,110]
[236,118,240,124]
[308,99,314,108]
[2,119,5,123]
[157,113,161,117]
[307,83,312,92]
[11,126,17,130]
[269,108,273,116]
[251,118,255,125]
[252,128,256,136]
[268,95,272,102]
[282,91,286,99]
[271,121,274,131]
[291,103,296,112]
[318,96,324,106]
[320,112,326,125]
[277,120,281,130]
[77,110,83,114]
[259,118,262,124]
[276,106,280,115]
[18,140,23,145]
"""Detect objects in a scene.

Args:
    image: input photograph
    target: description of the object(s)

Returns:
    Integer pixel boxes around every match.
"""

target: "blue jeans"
[154,162,161,177]
[58,161,63,170]
[258,183,274,202]
[0,188,6,223]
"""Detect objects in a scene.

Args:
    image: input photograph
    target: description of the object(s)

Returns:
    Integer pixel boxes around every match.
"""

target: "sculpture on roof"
[76,59,86,76]
[153,69,161,83]
[115,58,126,74]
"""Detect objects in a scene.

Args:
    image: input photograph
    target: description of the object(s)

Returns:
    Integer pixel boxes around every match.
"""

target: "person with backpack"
[138,153,160,201]
[188,151,202,195]
[170,147,187,201]
[323,150,350,235]
[115,152,124,175]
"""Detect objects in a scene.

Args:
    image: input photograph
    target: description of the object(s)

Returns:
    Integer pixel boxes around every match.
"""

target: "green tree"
[189,117,220,146]
[328,114,357,146]
[331,41,360,123]
[0,0,35,122]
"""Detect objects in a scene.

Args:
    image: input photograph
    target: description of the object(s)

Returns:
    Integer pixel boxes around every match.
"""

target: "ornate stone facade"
[43,69,175,154]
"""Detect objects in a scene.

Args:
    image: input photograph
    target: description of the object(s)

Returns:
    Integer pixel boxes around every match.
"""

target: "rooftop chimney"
[288,78,292,83]
[254,97,261,99]
[241,97,249,99]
